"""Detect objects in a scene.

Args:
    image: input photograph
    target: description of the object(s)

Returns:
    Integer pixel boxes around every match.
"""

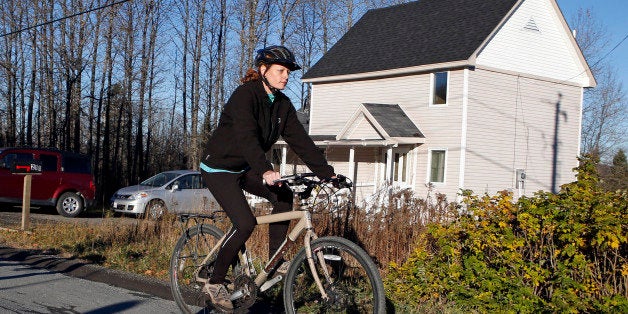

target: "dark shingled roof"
[303,0,518,79]
[363,103,424,138]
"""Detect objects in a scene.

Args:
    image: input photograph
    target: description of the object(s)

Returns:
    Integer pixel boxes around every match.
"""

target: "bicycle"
[169,173,386,313]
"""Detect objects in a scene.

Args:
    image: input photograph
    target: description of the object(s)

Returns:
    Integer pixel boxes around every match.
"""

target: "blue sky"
[555,0,628,88]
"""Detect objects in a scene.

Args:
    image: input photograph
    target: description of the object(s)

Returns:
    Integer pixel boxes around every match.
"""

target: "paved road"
[0,209,282,314]
[0,208,206,313]
[0,259,186,313]
[0,247,199,313]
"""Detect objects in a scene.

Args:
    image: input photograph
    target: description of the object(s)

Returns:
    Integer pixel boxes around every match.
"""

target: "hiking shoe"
[203,283,234,312]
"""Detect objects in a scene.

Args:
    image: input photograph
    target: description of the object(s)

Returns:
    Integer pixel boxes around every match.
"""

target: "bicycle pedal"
[259,275,282,292]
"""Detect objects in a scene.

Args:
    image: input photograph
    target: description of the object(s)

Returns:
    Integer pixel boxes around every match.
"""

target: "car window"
[39,154,58,172]
[141,172,180,187]
[177,175,193,190]
[190,174,203,189]
[170,174,203,190]
[63,155,92,173]
[1,153,34,169]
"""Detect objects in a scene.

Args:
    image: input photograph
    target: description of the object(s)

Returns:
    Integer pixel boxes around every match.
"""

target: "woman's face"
[261,64,290,92]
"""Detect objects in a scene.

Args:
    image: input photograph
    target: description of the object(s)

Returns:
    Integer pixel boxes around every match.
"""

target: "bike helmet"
[254,45,301,71]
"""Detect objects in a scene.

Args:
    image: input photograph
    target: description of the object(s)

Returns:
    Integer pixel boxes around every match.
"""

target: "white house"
[275,0,595,203]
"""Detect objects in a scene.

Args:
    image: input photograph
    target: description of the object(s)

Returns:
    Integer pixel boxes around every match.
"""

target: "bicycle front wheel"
[283,236,386,313]
[170,223,224,314]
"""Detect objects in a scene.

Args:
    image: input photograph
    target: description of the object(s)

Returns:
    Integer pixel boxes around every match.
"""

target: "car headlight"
[130,192,149,200]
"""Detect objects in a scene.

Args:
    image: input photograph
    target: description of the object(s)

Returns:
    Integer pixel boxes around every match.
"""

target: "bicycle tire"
[283,236,386,313]
[169,223,225,314]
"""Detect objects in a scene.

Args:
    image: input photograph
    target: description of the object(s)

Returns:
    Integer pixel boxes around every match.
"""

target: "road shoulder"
[0,246,173,301]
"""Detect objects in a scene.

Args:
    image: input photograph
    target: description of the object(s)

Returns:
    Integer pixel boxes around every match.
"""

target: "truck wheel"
[56,192,84,218]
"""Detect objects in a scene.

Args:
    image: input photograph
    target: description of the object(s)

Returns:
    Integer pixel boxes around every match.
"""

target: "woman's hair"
[241,68,261,83]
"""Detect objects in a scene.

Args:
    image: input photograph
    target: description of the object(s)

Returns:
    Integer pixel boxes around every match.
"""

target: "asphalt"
[0,208,282,313]
[0,245,175,302]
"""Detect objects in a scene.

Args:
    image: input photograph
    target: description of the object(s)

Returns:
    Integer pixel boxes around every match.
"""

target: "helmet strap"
[260,66,278,94]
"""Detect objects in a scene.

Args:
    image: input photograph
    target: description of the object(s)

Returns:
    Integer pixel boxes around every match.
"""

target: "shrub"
[387,155,627,312]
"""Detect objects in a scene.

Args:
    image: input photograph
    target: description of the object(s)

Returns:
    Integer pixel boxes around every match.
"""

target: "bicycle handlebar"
[273,173,352,189]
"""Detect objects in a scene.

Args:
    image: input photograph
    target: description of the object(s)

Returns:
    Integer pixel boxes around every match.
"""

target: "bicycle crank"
[229,275,257,310]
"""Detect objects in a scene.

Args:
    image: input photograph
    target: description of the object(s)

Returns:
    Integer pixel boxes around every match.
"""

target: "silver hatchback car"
[110,170,219,218]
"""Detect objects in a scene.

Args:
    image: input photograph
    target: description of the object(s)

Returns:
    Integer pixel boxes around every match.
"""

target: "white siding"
[476,0,589,86]
[309,75,429,136]
[303,0,589,202]
[309,70,466,200]
[465,68,582,195]
[347,115,383,140]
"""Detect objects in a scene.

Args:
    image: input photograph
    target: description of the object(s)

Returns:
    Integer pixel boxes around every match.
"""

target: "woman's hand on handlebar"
[263,170,282,187]
[328,174,351,188]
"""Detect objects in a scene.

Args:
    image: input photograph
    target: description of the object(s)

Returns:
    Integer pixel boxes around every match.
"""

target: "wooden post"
[22,174,32,231]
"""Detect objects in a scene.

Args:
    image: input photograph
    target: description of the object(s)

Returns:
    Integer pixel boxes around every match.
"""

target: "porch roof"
[280,103,425,147]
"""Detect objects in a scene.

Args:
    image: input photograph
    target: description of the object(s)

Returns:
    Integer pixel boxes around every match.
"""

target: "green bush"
[386,156,627,312]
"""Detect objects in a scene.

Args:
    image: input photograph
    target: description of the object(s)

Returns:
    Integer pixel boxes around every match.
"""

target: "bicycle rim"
[170,224,224,314]
[283,236,386,313]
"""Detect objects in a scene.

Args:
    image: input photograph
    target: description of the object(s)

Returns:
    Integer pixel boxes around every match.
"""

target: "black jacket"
[203,80,334,179]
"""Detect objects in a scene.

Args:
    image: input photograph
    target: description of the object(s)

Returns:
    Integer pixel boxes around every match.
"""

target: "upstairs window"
[431,71,448,105]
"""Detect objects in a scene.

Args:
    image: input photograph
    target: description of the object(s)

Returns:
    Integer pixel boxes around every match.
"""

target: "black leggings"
[202,170,293,284]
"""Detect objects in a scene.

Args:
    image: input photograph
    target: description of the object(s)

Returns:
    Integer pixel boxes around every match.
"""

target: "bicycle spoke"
[170,224,223,313]
[284,237,385,313]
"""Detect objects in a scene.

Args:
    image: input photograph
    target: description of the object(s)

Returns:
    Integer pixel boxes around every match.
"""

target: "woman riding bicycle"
[200,45,335,312]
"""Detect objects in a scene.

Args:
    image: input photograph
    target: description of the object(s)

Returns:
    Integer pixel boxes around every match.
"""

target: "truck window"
[62,155,92,174]
[1,153,34,169]
[40,154,58,172]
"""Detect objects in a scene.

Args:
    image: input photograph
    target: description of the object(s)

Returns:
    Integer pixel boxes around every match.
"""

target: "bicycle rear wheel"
[283,236,386,313]
[169,223,224,314]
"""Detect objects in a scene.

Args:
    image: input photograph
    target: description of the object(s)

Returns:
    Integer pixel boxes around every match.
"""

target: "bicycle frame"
[193,208,331,300]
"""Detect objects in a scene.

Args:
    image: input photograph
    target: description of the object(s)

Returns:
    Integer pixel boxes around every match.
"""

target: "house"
[275,0,595,203]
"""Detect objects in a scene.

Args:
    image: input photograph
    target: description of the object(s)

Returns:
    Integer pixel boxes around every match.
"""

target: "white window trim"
[429,71,450,107]
[380,146,414,188]
[392,147,412,188]
[427,148,448,185]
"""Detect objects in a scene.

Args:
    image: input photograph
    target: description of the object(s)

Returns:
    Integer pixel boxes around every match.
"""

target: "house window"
[431,71,448,105]
[393,152,407,182]
[383,148,411,186]
[429,149,446,183]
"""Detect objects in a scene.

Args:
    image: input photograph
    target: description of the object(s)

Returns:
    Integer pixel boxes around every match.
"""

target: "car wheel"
[56,192,84,218]
[144,199,166,220]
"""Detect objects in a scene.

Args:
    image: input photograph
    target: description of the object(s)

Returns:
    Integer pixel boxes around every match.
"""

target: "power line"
[562,32,628,83]
[1,0,132,38]
[589,33,628,70]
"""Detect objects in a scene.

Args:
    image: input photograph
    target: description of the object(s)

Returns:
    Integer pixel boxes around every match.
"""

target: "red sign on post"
[10,160,42,231]
[11,160,43,174]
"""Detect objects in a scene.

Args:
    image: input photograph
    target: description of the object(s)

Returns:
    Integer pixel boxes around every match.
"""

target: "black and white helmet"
[254,45,301,71]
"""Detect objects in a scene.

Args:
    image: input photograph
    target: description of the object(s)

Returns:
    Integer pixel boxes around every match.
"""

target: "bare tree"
[0,0,422,207]
[571,8,627,160]
[0,1,21,147]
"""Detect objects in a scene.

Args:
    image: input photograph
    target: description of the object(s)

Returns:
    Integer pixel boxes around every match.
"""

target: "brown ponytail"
[240,68,260,84]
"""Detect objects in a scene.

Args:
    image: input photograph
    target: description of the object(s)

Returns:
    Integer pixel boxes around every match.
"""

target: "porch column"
[348,146,355,184]
[280,146,287,176]
[411,145,418,187]
[385,146,393,182]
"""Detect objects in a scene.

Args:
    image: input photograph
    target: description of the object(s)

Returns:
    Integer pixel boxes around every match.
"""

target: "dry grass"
[0,190,454,281]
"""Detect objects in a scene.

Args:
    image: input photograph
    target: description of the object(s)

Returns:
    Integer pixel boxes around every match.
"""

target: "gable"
[337,103,425,144]
[475,0,594,87]
[344,114,384,140]
[302,0,518,81]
